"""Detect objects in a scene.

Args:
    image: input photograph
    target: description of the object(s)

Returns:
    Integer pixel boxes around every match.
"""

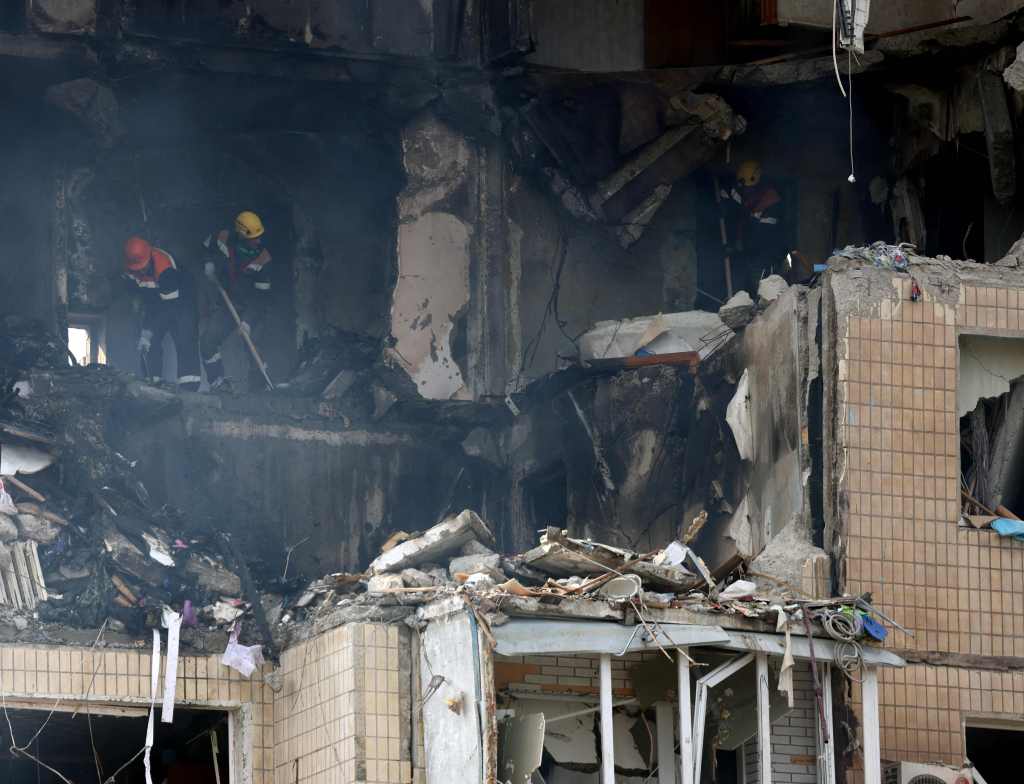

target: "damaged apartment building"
[4,1,1024,784]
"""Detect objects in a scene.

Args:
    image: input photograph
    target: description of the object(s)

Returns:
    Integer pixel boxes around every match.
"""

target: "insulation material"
[161,607,182,723]
[726,370,753,461]
[144,629,161,784]
[0,443,55,476]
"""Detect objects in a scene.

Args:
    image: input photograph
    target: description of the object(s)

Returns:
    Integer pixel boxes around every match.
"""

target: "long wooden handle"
[215,283,275,391]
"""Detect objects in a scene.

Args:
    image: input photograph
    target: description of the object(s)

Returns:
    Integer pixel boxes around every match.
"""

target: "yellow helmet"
[234,211,265,239]
[737,160,762,187]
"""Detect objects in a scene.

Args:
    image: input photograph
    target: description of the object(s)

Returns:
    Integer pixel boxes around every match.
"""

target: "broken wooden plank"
[1,475,46,502]
[0,421,56,446]
[368,510,495,574]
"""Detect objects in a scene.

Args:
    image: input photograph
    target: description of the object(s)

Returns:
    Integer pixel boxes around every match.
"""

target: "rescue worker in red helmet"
[199,211,272,390]
[122,236,201,391]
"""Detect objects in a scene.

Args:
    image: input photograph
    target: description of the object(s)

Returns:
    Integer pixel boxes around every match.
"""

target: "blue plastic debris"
[991,518,1024,541]
[861,614,888,641]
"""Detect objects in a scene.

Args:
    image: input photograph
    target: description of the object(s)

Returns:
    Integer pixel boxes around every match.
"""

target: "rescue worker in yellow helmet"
[198,211,272,390]
[721,160,786,294]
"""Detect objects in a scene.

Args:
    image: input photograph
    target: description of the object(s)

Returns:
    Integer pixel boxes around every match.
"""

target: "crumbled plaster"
[392,111,473,400]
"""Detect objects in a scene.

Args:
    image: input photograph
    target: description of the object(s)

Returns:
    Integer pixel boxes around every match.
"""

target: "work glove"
[137,329,153,354]
[204,261,217,281]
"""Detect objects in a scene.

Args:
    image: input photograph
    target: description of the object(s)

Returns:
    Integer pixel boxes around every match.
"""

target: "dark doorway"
[2,705,229,783]
[715,748,740,784]
[966,724,1024,783]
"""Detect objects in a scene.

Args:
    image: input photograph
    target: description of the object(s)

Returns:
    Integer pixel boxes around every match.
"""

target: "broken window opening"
[523,464,568,532]
[67,315,107,367]
[965,722,1024,784]
[957,335,1024,521]
[0,704,229,784]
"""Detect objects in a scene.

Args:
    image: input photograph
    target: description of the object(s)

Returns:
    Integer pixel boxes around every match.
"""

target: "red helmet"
[124,237,152,271]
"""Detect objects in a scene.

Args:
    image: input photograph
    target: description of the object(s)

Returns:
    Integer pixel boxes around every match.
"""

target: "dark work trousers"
[142,300,201,389]
[199,281,266,386]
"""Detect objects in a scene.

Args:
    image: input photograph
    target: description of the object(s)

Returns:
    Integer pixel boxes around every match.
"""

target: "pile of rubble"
[275,508,905,669]
[0,316,266,656]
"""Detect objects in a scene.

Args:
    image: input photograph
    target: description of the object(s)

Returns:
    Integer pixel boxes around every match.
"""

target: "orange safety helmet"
[124,237,153,271]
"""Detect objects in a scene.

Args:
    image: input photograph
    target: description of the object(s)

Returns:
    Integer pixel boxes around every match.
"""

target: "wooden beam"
[756,653,772,784]
[677,648,694,784]
[862,667,881,784]
[599,654,615,784]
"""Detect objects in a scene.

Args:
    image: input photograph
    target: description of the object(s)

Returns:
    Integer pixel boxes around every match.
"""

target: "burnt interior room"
[1,706,228,784]
[0,1,1021,578]
[1,4,1024,780]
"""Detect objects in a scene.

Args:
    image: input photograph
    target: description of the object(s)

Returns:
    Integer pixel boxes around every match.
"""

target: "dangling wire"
[832,0,857,183]
[847,46,856,183]
[831,0,847,98]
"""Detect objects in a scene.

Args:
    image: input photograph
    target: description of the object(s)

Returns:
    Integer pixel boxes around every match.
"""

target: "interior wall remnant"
[420,609,487,784]
[716,287,820,585]
[957,334,1024,416]
[392,111,474,400]
[127,399,472,581]
[508,362,744,557]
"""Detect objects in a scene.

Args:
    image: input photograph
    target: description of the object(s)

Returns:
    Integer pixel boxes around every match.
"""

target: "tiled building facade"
[0,622,415,784]
[828,268,1024,769]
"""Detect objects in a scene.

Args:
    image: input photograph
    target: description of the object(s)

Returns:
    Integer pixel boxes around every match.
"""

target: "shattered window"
[958,335,1024,522]
[67,326,91,366]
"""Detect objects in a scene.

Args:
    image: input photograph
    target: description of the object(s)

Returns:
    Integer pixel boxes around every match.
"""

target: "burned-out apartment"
[4,2,1024,784]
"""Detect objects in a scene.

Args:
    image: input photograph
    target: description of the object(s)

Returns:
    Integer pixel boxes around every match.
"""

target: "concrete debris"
[367,573,405,593]
[460,538,496,557]
[756,275,789,306]
[16,512,61,544]
[0,515,19,543]
[184,553,243,596]
[718,290,755,329]
[448,552,505,581]
[368,510,495,574]
[580,310,733,364]
[520,528,701,592]
[400,568,440,588]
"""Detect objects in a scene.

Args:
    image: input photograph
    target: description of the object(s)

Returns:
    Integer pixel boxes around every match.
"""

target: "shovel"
[214,281,274,391]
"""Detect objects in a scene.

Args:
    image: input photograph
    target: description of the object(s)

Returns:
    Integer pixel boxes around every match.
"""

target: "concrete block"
[757,274,789,306]
[369,510,494,574]
[367,573,405,593]
[719,289,755,329]
[448,553,504,581]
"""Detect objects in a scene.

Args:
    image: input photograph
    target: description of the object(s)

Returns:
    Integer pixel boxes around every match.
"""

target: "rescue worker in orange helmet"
[199,211,272,390]
[122,236,201,391]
